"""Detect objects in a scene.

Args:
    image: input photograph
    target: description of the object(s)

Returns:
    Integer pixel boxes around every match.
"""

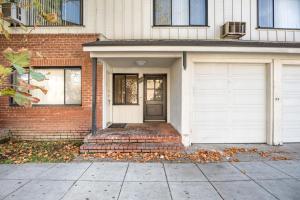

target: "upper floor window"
[258,0,300,29]
[154,0,207,26]
[26,0,83,26]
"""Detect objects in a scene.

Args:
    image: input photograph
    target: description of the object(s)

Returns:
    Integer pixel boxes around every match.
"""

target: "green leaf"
[0,65,12,76]
[30,68,46,81]
[13,64,26,75]
[3,48,31,67]
[18,79,48,94]
[0,19,10,40]
[0,88,16,97]
[13,92,40,107]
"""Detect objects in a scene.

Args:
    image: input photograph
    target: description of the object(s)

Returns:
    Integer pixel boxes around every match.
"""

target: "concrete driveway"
[0,160,299,200]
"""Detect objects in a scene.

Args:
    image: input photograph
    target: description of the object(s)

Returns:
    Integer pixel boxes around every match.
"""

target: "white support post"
[273,59,283,145]
[181,53,192,146]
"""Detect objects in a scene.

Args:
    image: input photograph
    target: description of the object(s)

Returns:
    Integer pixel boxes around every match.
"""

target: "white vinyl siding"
[282,65,300,142]
[14,0,300,41]
[191,63,267,143]
[95,0,300,42]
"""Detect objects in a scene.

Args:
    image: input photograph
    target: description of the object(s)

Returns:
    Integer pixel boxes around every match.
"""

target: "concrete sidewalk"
[0,160,299,200]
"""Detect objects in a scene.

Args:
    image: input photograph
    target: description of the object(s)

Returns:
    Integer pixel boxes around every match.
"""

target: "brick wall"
[0,34,103,140]
[0,129,10,141]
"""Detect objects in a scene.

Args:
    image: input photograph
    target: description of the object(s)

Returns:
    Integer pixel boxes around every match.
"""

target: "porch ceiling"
[102,57,178,68]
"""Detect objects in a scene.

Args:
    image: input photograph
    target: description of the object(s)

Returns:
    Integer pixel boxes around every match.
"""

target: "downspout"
[92,57,98,135]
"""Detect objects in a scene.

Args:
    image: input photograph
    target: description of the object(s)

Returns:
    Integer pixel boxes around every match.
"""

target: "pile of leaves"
[0,140,81,164]
[82,147,269,163]
[82,147,291,163]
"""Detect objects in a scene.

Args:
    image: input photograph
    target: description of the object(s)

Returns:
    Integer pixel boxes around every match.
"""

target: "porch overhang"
[83,40,300,54]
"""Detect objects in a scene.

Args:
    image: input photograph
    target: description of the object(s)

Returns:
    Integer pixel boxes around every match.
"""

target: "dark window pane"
[274,0,300,29]
[125,75,138,104]
[65,69,81,104]
[190,0,207,25]
[114,75,126,104]
[62,0,82,25]
[172,0,189,25]
[154,0,171,25]
[258,0,273,28]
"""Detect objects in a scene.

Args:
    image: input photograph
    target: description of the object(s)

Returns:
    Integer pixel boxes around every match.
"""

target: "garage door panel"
[231,111,266,122]
[193,95,229,105]
[283,81,300,92]
[194,63,228,75]
[193,79,228,90]
[192,63,267,144]
[192,111,228,123]
[232,93,266,105]
[283,67,300,78]
[231,79,266,90]
[283,113,300,123]
[282,65,300,143]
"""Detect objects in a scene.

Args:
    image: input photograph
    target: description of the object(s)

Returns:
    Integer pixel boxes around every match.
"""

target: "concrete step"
[80,142,184,153]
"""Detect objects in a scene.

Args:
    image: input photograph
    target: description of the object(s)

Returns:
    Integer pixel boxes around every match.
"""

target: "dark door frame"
[143,74,167,122]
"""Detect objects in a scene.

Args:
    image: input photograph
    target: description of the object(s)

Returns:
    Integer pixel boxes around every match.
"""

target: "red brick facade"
[0,34,103,140]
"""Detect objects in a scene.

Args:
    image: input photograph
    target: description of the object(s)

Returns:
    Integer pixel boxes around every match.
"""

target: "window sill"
[152,25,210,28]
[113,104,139,106]
[256,27,300,31]
[9,25,85,28]
[9,104,82,108]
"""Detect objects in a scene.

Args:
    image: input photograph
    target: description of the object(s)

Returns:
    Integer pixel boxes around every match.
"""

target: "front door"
[144,74,167,121]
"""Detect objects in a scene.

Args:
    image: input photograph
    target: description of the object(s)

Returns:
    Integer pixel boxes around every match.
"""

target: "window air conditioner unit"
[221,22,246,39]
[2,2,26,25]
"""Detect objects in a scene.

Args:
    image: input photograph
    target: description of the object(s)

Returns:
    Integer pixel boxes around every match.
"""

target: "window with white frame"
[154,0,207,26]
[13,67,82,105]
[258,0,300,29]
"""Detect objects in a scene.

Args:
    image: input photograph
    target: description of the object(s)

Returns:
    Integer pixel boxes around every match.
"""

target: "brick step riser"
[80,149,181,153]
[80,143,184,153]
[84,138,181,144]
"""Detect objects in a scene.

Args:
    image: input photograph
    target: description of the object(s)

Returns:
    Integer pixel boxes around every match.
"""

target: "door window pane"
[190,0,206,25]
[147,89,155,101]
[31,69,65,105]
[155,79,163,90]
[147,80,155,89]
[172,0,189,25]
[154,0,171,25]
[65,69,81,104]
[258,0,273,28]
[154,90,163,101]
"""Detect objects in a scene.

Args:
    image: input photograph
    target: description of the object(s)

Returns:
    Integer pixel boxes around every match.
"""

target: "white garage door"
[192,63,267,143]
[282,65,300,142]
